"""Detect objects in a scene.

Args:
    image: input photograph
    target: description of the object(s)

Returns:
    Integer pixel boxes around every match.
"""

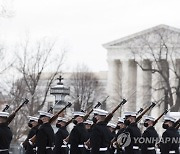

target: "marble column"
[142,59,152,107]
[175,59,180,111]
[125,59,137,112]
[159,59,169,112]
[107,59,122,119]
[176,59,180,77]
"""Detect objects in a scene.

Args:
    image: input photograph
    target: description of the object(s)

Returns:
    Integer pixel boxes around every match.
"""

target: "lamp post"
[50,75,70,113]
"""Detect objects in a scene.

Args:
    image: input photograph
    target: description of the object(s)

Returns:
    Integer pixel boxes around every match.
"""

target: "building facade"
[103,25,180,126]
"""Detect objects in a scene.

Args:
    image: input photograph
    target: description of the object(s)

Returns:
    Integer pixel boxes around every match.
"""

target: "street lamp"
[50,75,70,108]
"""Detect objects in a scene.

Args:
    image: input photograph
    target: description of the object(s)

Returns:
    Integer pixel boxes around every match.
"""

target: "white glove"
[20,142,24,148]
[63,139,68,145]
[84,144,91,150]
[28,140,33,145]
[112,142,117,148]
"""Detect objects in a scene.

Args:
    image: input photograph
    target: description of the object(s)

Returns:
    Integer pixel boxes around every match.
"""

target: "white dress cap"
[118,117,124,123]
[84,120,93,125]
[73,111,86,117]
[93,108,108,116]
[38,111,54,118]
[124,111,137,117]
[164,115,176,123]
[0,112,9,117]
[57,117,68,122]
[107,122,116,129]
[144,115,155,121]
[28,116,39,122]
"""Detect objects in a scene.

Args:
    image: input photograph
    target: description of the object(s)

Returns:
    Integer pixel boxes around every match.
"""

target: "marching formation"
[0,97,180,154]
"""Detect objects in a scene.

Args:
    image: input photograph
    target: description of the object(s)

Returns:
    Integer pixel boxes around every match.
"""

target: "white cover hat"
[107,122,116,129]
[124,111,137,117]
[38,111,54,118]
[118,117,124,123]
[0,111,9,117]
[164,115,176,123]
[73,111,86,117]
[57,117,68,122]
[93,108,108,116]
[84,120,93,125]
[28,116,39,122]
[144,115,155,121]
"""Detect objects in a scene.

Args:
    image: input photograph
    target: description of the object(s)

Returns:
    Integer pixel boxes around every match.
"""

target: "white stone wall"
[103,25,180,129]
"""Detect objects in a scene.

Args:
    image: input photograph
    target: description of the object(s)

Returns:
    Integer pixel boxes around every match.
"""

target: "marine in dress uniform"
[90,108,111,154]
[114,117,126,154]
[84,120,93,135]
[84,120,93,154]
[107,122,116,154]
[35,111,55,154]
[141,115,159,154]
[160,115,180,154]
[68,111,88,154]
[0,111,12,154]
[53,117,69,154]
[23,116,39,154]
[123,111,141,154]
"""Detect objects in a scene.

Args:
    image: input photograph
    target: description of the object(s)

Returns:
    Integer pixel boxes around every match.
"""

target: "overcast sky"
[1,0,180,72]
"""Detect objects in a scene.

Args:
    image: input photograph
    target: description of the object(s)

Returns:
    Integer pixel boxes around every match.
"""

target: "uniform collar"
[96,121,106,125]
[76,122,84,126]
[59,126,67,130]
[0,122,8,127]
[129,122,137,127]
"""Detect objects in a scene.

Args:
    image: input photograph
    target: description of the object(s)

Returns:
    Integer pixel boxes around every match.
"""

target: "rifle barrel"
[2,105,9,112]
[136,102,156,123]
[153,109,168,126]
[6,98,29,124]
[174,118,180,129]
[83,101,102,121]
[104,99,127,123]
[49,102,72,123]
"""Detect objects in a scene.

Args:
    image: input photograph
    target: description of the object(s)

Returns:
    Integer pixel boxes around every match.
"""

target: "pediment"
[103,24,180,49]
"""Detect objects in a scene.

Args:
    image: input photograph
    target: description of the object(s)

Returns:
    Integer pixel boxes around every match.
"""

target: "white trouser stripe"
[99,147,108,151]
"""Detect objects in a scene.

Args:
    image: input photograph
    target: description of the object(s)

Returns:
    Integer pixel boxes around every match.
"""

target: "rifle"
[83,102,101,121]
[49,102,72,123]
[174,118,180,129]
[2,105,9,112]
[136,108,143,115]
[65,97,107,127]
[6,98,29,125]
[83,96,108,121]
[135,102,156,123]
[48,106,53,113]
[153,109,169,126]
[47,99,62,113]
[63,99,105,144]
[30,102,72,144]
[104,99,127,123]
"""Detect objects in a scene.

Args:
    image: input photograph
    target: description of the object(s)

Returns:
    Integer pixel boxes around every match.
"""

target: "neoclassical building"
[103,25,180,122]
